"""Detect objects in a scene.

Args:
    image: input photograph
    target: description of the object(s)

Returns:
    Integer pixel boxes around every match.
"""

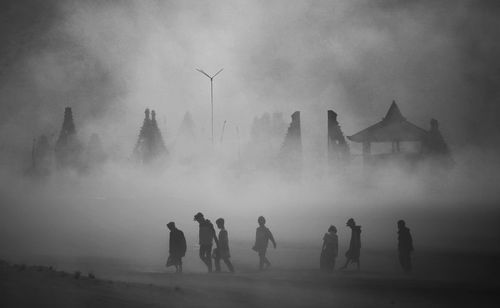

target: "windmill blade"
[196,68,211,79]
[213,68,224,78]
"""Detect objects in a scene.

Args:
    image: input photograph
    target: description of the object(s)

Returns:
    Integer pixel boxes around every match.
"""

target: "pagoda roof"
[347,101,428,143]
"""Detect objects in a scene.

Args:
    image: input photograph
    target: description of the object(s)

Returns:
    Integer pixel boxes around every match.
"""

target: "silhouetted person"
[252,216,276,271]
[397,220,414,273]
[166,222,186,273]
[194,212,218,272]
[320,225,338,272]
[214,218,235,273]
[340,218,361,270]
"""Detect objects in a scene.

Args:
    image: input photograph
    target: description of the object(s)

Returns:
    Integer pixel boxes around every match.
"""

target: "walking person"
[166,222,187,273]
[397,220,414,273]
[320,225,338,272]
[194,212,218,272]
[340,218,361,270]
[252,216,276,271]
[214,218,235,273]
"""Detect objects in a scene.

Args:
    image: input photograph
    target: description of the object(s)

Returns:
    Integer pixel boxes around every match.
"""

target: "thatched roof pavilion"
[347,101,427,164]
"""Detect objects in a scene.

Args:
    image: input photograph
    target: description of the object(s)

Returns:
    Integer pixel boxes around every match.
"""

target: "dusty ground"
[1,255,499,308]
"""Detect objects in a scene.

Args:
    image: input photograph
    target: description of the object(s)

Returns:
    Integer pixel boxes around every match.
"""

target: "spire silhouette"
[55,107,82,168]
[134,108,167,163]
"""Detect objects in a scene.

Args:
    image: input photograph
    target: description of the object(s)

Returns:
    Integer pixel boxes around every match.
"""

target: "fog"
[1,0,500,270]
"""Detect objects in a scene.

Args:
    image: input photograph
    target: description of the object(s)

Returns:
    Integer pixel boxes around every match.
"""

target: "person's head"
[328,225,337,233]
[346,218,355,227]
[194,212,204,223]
[258,216,266,226]
[397,220,406,229]
[167,222,175,231]
[216,218,225,229]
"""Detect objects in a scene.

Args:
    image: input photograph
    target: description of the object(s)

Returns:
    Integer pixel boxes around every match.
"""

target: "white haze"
[1,0,500,269]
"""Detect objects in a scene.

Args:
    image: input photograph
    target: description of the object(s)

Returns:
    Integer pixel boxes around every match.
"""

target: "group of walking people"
[320,218,414,273]
[166,212,276,273]
[166,213,413,274]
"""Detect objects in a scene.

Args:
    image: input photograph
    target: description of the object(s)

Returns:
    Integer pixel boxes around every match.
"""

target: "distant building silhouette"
[348,101,430,167]
[422,119,453,166]
[327,110,350,167]
[278,111,302,176]
[178,112,196,140]
[172,111,199,164]
[348,101,453,168]
[246,112,287,166]
[55,107,82,168]
[133,108,167,163]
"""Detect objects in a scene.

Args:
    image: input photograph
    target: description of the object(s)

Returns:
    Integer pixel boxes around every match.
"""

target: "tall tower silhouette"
[55,107,82,168]
[134,108,167,163]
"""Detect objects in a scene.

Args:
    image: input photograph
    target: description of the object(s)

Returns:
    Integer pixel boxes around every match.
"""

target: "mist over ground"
[1,0,500,275]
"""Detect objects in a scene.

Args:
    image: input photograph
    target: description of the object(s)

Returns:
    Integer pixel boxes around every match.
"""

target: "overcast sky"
[1,0,499,159]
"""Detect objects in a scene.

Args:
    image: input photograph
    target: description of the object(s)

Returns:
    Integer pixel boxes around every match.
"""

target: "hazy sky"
[1,0,500,162]
[1,0,500,265]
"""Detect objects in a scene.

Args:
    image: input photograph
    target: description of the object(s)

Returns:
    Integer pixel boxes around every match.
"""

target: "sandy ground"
[1,252,499,308]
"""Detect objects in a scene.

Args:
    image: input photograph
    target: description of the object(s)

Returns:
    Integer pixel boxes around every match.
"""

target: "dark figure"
[194,212,218,272]
[166,222,187,273]
[340,218,361,270]
[252,216,276,271]
[397,220,414,273]
[320,225,338,272]
[214,218,235,273]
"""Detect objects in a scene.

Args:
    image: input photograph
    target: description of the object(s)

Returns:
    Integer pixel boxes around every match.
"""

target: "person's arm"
[268,229,276,248]
[409,232,414,252]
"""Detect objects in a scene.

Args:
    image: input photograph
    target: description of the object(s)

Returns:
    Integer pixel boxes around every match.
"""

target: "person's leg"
[179,258,183,273]
[206,245,213,272]
[199,246,205,263]
[200,245,211,271]
[399,251,408,272]
[263,255,271,267]
[258,252,265,270]
[223,258,235,272]
[401,252,411,273]
[340,258,350,269]
[261,248,270,268]
[214,256,221,272]
[356,258,360,271]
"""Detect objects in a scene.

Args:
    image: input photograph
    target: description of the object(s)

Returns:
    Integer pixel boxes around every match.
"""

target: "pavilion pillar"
[362,142,371,164]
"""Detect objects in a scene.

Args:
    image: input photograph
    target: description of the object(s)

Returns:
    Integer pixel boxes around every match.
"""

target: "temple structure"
[133,108,167,163]
[54,107,82,168]
[278,111,302,175]
[327,110,350,165]
[347,101,428,166]
[422,118,453,166]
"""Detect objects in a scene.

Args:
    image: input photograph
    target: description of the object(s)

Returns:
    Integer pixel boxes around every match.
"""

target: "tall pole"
[211,78,213,144]
[196,68,223,145]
